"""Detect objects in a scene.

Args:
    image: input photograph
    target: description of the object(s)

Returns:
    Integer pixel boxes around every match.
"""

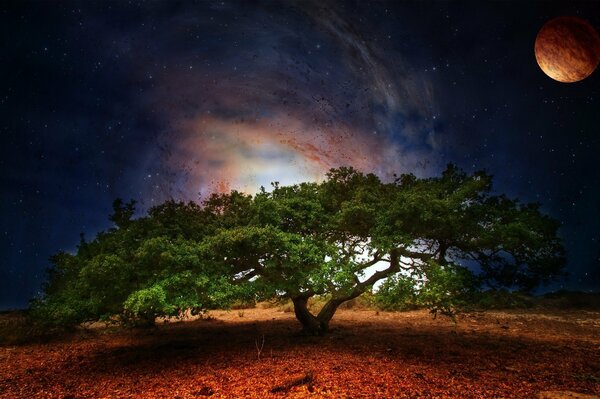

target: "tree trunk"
[438,241,448,265]
[290,249,401,335]
[315,298,343,333]
[291,296,348,335]
[291,297,323,335]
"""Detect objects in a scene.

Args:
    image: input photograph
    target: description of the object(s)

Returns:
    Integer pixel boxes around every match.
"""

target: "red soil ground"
[1,308,599,398]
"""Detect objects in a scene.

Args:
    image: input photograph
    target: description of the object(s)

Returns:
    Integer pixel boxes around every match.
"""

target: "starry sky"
[1,1,599,309]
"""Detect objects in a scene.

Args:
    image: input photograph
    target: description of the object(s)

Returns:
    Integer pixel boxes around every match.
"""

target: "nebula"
[133,2,439,200]
[163,113,403,198]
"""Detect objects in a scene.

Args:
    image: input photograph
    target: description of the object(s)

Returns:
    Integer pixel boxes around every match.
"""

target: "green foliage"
[374,262,477,316]
[374,275,419,311]
[32,165,566,328]
[109,198,136,229]
[417,262,477,318]
[123,285,169,323]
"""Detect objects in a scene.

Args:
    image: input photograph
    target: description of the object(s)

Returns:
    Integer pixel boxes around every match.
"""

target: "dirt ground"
[0,308,599,399]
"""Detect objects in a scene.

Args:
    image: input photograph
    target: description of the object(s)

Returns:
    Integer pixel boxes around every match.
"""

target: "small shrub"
[256,300,280,309]
[307,295,329,312]
[417,263,477,318]
[469,290,534,310]
[540,290,600,310]
[374,275,420,311]
[230,299,256,310]
[278,300,295,313]
[374,263,478,317]
[0,311,63,345]
[339,292,377,310]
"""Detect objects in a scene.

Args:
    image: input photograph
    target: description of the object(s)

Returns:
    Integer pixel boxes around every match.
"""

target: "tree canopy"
[32,165,565,334]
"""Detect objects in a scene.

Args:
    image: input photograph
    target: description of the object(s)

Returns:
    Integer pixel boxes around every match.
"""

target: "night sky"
[1,1,599,310]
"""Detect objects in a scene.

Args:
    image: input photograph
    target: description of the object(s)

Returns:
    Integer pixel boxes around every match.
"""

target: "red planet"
[534,16,600,83]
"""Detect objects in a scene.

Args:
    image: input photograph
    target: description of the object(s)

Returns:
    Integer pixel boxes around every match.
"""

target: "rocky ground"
[0,307,599,398]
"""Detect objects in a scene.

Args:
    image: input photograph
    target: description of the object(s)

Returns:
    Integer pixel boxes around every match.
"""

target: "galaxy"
[133,1,438,197]
[1,1,600,309]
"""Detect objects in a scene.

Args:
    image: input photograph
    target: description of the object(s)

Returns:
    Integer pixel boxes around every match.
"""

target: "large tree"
[32,165,565,334]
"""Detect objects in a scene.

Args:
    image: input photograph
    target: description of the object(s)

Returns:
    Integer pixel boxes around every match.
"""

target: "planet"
[534,16,600,83]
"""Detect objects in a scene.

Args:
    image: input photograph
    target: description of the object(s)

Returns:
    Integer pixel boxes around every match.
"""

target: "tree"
[32,165,565,334]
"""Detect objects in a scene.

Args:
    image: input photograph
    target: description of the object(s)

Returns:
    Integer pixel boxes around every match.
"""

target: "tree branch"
[396,247,433,262]
[356,249,400,291]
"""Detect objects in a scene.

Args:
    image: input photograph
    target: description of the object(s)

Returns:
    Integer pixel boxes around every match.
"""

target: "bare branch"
[255,335,265,360]
[357,249,400,289]
[396,247,433,262]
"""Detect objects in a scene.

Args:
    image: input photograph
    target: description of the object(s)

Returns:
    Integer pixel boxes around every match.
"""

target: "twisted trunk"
[315,298,342,332]
[291,297,322,335]
[291,296,346,335]
[291,249,401,335]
